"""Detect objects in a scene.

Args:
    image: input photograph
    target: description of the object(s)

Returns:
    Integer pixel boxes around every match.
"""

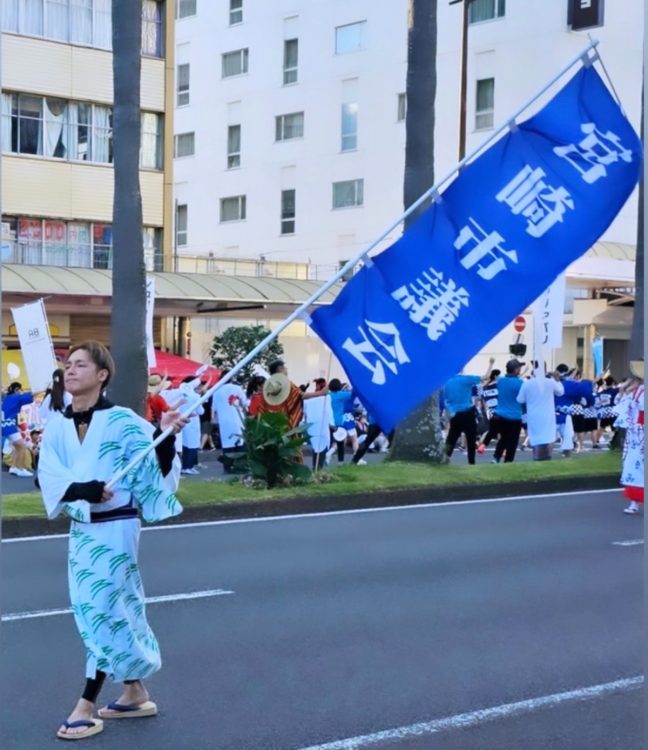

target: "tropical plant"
[109,0,147,414]
[389,0,447,463]
[210,325,284,383]
[234,412,311,488]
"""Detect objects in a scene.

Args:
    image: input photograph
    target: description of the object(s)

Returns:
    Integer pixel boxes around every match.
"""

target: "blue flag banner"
[310,65,642,431]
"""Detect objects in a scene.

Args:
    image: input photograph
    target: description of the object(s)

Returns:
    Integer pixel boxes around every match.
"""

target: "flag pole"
[106,38,599,490]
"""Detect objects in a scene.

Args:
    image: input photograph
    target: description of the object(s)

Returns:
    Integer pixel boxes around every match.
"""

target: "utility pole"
[450,0,474,159]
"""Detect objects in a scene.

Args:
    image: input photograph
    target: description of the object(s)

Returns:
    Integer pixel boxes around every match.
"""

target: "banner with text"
[146,276,157,369]
[532,272,567,368]
[10,300,57,392]
[310,65,642,430]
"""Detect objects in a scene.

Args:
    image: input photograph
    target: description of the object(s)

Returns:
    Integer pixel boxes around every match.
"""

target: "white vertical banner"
[145,276,157,369]
[10,300,57,392]
[532,273,566,366]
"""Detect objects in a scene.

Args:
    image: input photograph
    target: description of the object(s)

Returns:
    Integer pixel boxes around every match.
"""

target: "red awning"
[151,351,220,385]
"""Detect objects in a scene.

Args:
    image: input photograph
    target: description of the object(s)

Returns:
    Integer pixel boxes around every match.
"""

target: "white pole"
[106,39,599,489]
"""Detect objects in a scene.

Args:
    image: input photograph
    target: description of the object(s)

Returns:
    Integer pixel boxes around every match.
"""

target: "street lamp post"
[450,0,475,160]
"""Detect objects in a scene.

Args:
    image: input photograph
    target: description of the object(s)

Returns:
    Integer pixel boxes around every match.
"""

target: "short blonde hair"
[67,340,115,388]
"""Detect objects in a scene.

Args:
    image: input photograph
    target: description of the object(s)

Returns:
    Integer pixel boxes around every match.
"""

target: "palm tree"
[629,95,643,372]
[389,0,447,463]
[109,0,148,414]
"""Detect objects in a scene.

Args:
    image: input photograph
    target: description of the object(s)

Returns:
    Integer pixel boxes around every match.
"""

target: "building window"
[469,0,505,23]
[341,102,358,151]
[7,93,42,155]
[281,189,295,235]
[227,124,241,168]
[397,93,407,121]
[222,48,249,78]
[333,179,364,209]
[177,63,190,106]
[229,0,242,25]
[1,0,114,47]
[335,21,367,54]
[141,0,163,57]
[220,195,246,222]
[175,203,188,246]
[1,93,117,163]
[140,112,163,168]
[177,0,196,18]
[275,112,304,141]
[93,222,113,269]
[475,78,494,130]
[174,131,195,157]
[67,221,92,267]
[283,38,298,85]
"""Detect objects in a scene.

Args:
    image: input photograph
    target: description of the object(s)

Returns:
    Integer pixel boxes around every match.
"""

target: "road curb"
[2,473,620,538]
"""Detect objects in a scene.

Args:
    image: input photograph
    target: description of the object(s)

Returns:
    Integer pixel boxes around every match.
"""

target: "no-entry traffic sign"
[513,315,526,333]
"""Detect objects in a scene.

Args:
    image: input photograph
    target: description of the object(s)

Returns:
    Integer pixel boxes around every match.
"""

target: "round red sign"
[513,315,526,333]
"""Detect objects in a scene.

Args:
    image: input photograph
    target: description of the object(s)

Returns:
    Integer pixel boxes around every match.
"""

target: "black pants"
[446,408,477,464]
[312,449,328,470]
[494,417,523,463]
[481,416,501,446]
[352,424,382,464]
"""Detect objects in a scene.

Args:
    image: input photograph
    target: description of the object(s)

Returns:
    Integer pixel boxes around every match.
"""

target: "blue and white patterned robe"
[39,406,182,680]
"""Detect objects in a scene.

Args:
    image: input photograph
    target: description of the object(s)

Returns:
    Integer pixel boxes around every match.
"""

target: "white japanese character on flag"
[554,123,633,184]
[392,268,470,341]
[454,219,518,280]
[496,165,574,237]
[342,320,410,386]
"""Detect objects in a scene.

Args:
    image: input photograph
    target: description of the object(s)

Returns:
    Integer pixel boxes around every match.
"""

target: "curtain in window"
[70,0,92,43]
[94,0,111,48]
[1,94,12,152]
[140,112,159,168]
[20,0,44,35]
[44,98,67,157]
[142,0,161,56]
[68,221,92,267]
[45,0,68,40]
[43,220,67,266]
[93,105,111,162]
[2,0,19,31]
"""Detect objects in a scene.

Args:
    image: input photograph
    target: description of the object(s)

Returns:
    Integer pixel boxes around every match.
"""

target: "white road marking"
[612,539,644,547]
[297,675,644,750]
[1,588,234,623]
[2,488,620,543]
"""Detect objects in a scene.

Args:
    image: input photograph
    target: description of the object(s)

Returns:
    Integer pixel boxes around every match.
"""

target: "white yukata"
[303,395,333,453]
[517,376,564,446]
[38,405,182,681]
[212,383,249,449]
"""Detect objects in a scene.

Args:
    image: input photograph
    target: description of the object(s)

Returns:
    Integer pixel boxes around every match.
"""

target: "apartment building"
[1,0,174,346]
[174,0,642,380]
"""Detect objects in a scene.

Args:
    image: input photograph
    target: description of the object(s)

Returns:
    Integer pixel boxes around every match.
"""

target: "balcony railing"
[2,241,165,272]
[1,241,341,281]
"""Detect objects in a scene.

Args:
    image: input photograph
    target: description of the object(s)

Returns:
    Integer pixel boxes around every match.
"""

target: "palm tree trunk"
[629,92,643,367]
[389,0,446,463]
[109,0,147,414]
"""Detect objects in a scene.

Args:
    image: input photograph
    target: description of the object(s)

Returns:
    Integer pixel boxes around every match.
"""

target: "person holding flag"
[37,341,188,741]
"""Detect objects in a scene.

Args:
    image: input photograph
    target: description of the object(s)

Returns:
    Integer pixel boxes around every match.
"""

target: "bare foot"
[59,698,96,737]
[114,680,150,707]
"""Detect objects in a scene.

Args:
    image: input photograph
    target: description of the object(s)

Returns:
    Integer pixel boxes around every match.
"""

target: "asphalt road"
[0,488,642,749]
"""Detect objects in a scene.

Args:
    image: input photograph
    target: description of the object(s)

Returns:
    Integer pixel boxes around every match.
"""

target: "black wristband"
[153,428,176,477]
[62,480,106,504]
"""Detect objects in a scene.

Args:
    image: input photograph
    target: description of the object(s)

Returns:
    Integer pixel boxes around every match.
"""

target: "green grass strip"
[1,452,620,520]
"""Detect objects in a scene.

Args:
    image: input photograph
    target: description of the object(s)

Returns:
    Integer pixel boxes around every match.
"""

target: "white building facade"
[174,0,643,381]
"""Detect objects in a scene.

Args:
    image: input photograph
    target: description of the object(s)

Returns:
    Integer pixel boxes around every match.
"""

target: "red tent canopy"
[151,351,220,386]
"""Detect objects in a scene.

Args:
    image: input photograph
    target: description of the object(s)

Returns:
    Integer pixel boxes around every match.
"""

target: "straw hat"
[263,373,291,405]
[629,360,644,380]
[148,374,163,393]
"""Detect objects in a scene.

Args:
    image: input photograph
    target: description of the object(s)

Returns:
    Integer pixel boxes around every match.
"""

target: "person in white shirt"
[211,370,250,472]
[517,363,564,460]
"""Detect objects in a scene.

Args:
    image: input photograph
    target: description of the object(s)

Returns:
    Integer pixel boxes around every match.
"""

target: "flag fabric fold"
[310,65,642,431]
